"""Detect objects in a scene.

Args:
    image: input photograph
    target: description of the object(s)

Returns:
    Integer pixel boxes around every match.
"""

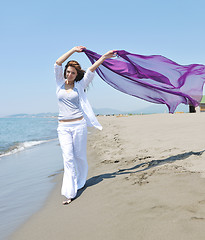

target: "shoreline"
[9,113,205,240]
[0,140,62,240]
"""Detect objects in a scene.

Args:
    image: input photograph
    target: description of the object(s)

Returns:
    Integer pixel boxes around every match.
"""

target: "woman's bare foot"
[62,199,72,205]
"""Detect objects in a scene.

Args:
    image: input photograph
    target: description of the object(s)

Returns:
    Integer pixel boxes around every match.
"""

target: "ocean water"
[0,117,62,240]
[0,117,58,158]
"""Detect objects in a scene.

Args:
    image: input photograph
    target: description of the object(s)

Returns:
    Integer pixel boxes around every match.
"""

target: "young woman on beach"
[54,46,116,205]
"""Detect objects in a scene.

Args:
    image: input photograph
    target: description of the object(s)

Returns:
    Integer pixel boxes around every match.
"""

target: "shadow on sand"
[76,150,205,199]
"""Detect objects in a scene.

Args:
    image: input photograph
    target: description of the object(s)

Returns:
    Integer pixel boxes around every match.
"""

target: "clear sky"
[1,0,205,116]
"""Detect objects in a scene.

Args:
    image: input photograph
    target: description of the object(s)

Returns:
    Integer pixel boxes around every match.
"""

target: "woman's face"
[66,66,78,83]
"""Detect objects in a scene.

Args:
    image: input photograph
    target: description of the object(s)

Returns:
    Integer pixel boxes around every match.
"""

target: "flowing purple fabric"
[83,49,205,113]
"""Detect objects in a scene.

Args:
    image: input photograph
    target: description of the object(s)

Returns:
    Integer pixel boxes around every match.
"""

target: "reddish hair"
[64,60,85,82]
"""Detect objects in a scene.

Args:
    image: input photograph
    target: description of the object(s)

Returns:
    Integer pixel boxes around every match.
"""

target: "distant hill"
[92,108,137,115]
[5,104,189,118]
[6,113,58,118]
[139,104,189,114]
[93,104,189,115]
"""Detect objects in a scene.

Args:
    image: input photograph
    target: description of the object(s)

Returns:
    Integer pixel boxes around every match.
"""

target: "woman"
[54,46,116,205]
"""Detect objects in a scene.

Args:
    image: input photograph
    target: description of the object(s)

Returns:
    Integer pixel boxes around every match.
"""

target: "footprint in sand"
[191,217,205,221]
[138,156,152,161]
[151,205,170,210]
[101,159,120,164]
[198,200,205,204]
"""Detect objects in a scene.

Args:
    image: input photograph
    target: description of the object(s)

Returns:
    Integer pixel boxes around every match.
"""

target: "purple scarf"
[83,49,205,113]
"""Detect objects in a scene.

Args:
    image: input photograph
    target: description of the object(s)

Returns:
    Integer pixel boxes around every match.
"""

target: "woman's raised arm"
[55,46,86,66]
[88,50,116,72]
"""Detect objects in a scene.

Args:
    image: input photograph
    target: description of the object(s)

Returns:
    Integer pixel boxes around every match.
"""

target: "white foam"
[0,139,57,159]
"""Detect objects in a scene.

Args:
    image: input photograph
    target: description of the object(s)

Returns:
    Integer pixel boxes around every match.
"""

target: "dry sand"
[10,113,205,240]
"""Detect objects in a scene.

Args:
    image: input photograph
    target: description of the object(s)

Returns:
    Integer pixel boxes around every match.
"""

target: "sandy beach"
[10,113,205,240]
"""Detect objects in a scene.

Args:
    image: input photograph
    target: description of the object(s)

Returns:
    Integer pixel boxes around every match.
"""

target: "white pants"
[57,118,88,199]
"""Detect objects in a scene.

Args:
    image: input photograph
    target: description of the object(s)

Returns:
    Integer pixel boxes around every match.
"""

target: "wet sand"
[10,113,205,240]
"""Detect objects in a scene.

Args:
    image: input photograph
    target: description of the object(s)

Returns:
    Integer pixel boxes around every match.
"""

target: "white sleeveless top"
[57,84,83,120]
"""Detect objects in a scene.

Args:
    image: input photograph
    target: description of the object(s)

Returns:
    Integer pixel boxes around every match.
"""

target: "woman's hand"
[56,46,86,65]
[102,50,117,59]
[89,49,117,72]
[73,46,86,53]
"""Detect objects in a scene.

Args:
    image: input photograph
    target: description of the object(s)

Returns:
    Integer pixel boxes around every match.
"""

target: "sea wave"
[0,139,57,159]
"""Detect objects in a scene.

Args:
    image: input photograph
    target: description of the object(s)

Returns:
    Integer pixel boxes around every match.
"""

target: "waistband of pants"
[58,118,86,127]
